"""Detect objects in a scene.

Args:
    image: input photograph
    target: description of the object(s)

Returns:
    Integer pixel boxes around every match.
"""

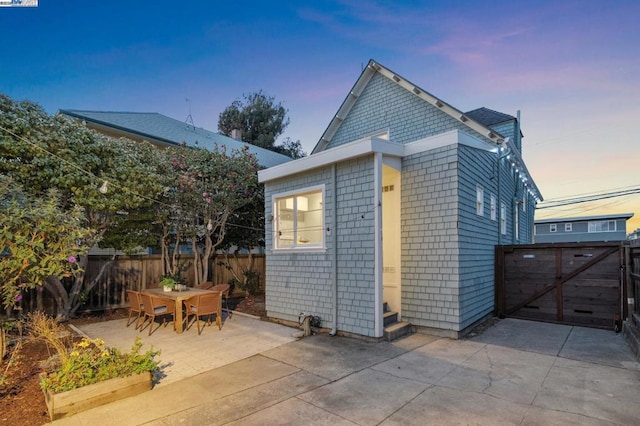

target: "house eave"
[259,136,403,183]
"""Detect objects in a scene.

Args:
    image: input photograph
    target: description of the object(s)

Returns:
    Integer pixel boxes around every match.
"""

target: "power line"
[537,186,640,209]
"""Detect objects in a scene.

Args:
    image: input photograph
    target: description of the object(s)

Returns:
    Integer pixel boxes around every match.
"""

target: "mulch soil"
[0,294,265,426]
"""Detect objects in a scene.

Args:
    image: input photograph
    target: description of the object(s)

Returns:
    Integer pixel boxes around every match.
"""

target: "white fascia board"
[258,136,402,183]
[403,130,496,157]
[372,61,504,144]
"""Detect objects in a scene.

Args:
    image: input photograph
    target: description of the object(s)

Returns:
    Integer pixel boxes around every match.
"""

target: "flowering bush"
[40,337,160,393]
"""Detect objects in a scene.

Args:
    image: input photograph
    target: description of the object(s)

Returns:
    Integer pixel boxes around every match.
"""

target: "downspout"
[330,163,338,336]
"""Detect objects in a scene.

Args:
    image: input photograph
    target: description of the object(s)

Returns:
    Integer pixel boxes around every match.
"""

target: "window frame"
[272,185,326,252]
[550,224,557,233]
[476,185,484,216]
[565,223,572,232]
[588,220,617,233]
[500,202,506,235]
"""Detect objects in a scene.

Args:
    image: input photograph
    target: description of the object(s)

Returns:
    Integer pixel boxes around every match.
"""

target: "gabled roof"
[312,59,506,154]
[59,110,293,168]
[465,107,515,127]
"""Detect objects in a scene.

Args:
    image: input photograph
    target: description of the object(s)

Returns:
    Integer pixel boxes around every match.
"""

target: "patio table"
[143,288,215,333]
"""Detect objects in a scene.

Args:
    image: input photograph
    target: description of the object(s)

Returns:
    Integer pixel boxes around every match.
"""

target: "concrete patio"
[55,317,640,425]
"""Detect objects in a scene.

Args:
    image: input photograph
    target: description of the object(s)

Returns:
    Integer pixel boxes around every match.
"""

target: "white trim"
[404,130,496,157]
[374,153,383,338]
[259,136,403,183]
[260,130,496,183]
[271,184,326,251]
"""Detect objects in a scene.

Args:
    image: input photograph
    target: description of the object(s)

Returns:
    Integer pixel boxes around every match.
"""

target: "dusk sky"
[2,0,638,232]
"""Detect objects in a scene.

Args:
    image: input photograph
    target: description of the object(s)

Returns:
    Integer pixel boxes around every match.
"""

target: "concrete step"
[383,311,398,327]
[384,321,411,342]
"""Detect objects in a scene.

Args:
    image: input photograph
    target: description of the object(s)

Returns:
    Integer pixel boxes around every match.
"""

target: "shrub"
[28,311,160,393]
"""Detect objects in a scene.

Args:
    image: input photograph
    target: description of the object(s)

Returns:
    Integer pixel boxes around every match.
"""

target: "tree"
[0,94,165,320]
[218,91,306,158]
[0,176,93,310]
[160,144,261,286]
[278,137,306,159]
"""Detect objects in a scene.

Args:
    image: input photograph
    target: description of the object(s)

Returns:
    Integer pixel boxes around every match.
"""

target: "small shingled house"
[59,110,293,168]
[258,60,543,339]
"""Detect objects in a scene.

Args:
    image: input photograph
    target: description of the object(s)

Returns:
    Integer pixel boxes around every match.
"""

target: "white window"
[273,186,325,250]
[522,194,526,212]
[500,203,506,235]
[490,195,497,221]
[476,185,484,216]
[588,220,616,233]
[550,224,557,232]
[565,223,572,232]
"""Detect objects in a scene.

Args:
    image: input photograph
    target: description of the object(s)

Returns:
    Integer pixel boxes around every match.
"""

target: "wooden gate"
[496,242,625,330]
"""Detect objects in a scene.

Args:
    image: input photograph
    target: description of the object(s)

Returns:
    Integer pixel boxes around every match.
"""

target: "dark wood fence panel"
[496,242,625,330]
[630,240,640,322]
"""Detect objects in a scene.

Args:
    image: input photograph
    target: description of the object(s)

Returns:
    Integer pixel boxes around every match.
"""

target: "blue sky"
[2,0,639,231]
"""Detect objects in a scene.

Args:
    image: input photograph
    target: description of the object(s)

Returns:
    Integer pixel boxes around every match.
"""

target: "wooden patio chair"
[195,281,214,290]
[139,293,176,336]
[209,283,230,315]
[185,291,222,335]
[126,290,144,330]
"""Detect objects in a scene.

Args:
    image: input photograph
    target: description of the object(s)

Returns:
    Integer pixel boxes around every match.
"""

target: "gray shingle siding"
[263,156,378,337]
[401,145,461,331]
[457,146,501,329]
[327,74,494,149]
[264,167,334,326]
[336,156,376,336]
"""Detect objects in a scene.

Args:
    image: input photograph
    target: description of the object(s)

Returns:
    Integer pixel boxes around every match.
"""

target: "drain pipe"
[330,163,338,336]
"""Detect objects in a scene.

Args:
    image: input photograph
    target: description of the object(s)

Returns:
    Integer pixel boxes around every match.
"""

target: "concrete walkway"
[53,318,640,425]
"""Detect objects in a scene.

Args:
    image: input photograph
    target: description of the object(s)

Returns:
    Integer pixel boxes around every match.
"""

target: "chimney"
[230,129,242,140]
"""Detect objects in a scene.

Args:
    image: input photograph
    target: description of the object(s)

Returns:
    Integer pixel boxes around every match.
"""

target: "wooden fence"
[629,239,640,325]
[496,242,626,330]
[17,254,265,316]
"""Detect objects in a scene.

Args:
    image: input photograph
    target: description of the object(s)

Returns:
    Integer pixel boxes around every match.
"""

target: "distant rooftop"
[535,213,634,224]
[59,110,293,168]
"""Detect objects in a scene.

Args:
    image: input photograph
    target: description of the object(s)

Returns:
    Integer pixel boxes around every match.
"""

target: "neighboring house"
[257,60,542,339]
[534,213,634,243]
[630,228,640,240]
[59,110,293,168]
[60,110,292,257]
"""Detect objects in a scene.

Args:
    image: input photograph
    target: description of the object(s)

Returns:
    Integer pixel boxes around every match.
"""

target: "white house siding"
[401,144,461,331]
[263,156,378,337]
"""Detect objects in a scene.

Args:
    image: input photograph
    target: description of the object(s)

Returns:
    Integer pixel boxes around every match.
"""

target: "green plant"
[39,337,160,393]
[159,275,177,289]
